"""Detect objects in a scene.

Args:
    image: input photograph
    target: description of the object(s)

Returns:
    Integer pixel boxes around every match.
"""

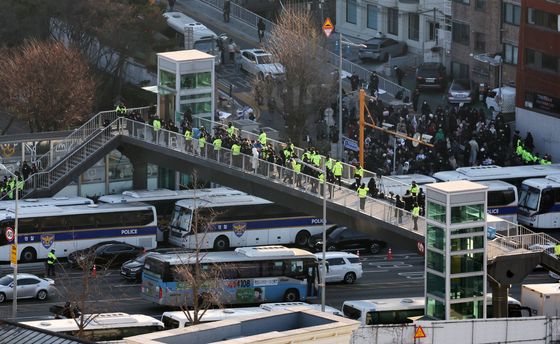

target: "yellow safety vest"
[47,252,57,265]
[410,185,419,196]
[318,173,325,184]
[333,162,343,177]
[153,120,161,131]
[555,244,560,256]
[258,132,267,145]
[358,186,369,198]
[312,154,321,166]
[355,167,364,178]
[226,126,236,137]
[184,130,192,141]
[213,138,222,151]
[412,206,420,217]
[232,144,241,155]
[325,158,334,171]
[199,136,206,148]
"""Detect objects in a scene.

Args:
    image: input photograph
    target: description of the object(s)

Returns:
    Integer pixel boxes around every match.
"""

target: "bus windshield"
[170,206,192,233]
[194,39,215,54]
[519,186,540,211]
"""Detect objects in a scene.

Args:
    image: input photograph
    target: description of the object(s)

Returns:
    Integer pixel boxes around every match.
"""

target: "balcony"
[398,0,419,12]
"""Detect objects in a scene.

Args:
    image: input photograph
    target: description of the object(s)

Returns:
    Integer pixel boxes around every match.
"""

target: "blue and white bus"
[0,203,158,262]
[0,196,93,210]
[518,174,560,229]
[478,180,518,223]
[168,191,323,249]
[141,246,320,307]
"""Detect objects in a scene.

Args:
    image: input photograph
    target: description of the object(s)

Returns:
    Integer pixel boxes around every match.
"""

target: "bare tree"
[258,6,336,144]
[0,40,95,132]
[173,173,226,325]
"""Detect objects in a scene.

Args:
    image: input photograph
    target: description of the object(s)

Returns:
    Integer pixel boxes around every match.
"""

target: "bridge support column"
[489,277,510,318]
[132,161,148,190]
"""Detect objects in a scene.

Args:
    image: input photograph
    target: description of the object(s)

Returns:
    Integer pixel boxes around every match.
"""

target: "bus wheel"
[20,248,37,263]
[295,231,310,247]
[213,236,230,251]
[283,289,300,302]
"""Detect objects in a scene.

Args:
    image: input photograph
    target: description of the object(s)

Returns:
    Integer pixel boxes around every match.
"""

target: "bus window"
[162,315,181,329]
[488,190,516,207]
[365,312,373,325]
[342,305,362,320]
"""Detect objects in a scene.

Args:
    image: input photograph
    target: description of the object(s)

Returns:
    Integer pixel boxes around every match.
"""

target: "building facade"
[335,0,452,63]
[515,0,560,160]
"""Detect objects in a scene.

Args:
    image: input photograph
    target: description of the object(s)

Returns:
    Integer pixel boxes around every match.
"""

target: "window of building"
[503,43,518,64]
[450,300,484,320]
[450,275,484,299]
[427,225,446,250]
[452,22,470,45]
[451,236,484,251]
[180,72,211,89]
[426,297,445,320]
[388,8,399,35]
[542,53,559,72]
[525,48,560,73]
[428,22,437,41]
[528,8,559,31]
[427,272,445,299]
[453,0,470,4]
[427,201,446,223]
[427,250,445,273]
[159,70,176,89]
[475,0,485,10]
[346,0,357,24]
[451,61,470,78]
[450,252,484,273]
[503,3,521,26]
[474,32,485,52]
[408,13,419,41]
[367,5,378,30]
[451,204,485,223]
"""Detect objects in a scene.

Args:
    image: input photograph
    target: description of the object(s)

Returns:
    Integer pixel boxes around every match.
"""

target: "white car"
[0,273,55,303]
[239,49,285,78]
[315,252,363,284]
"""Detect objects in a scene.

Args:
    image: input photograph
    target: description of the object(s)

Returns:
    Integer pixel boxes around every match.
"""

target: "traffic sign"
[5,227,13,242]
[10,244,17,266]
[414,325,426,339]
[322,17,334,38]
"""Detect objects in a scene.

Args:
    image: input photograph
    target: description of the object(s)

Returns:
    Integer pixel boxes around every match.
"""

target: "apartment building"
[515,0,560,159]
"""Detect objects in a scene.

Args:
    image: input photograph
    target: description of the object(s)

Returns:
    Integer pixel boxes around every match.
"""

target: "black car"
[120,252,160,282]
[311,226,386,254]
[415,62,447,91]
[67,240,121,266]
[68,242,144,268]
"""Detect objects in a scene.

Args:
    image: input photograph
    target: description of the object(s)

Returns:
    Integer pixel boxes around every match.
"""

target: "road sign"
[5,227,13,242]
[414,325,426,339]
[322,17,334,38]
[10,244,17,266]
[342,136,359,152]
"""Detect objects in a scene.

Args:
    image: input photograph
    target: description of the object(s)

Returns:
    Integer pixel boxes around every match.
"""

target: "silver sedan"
[0,273,55,302]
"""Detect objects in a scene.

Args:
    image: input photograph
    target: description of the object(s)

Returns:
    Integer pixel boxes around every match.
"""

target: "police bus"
[21,313,163,342]
[0,196,93,210]
[478,180,518,223]
[168,191,323,250]
[433,164,560,187]
[518,174,560,229]
[141,246,320,307]
[0,203,158,263]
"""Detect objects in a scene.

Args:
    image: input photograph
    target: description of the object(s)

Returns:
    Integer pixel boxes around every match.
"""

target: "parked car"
[239,49,285,78]
[447,79,477,104]
[120,251,160,282]
[415,62,447,91]
[311,227,386,254]
[68,242,144,268]
[0,273,55,303]
[315,252,363,284]
[358,37,407,62]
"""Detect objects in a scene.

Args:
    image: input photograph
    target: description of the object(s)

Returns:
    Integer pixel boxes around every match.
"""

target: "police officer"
[47,249,57,277]
[231,140,241,168]
[410,181,420,201]
[184,126,193,152]
[412,202,421,231]
[354,164,364,189]
[357,183,369,211]
[152,116,161,144]
[333,160,343,188]
[226,122,236,138]
[555,243,560,258]
[258,129,267,146]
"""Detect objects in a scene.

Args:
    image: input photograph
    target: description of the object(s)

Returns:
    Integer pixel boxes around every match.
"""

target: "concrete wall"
[351,316,560,344]
[516,108,560,160]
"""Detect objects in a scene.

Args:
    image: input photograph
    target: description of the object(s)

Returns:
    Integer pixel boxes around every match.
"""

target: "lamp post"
[297,159,327,312]
[337,34,366,160]
[0,164,19,320]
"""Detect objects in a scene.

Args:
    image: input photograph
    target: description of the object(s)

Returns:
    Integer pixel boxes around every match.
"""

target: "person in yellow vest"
[152,116,161,144]
[555,243,560,258]
[231,140,241,168]
[226,122,236,138]
[410,181,420,201]
[47,249,57,277]
[198,133,207,157]
[333,160,343,188]
[312,150,321,167]
[412,202,421,231]
[291,158,302,187]
[184,127,193,153]
[16,176,24,198]
[213,136,222,161]
[258,129,267,146]
[357,183,369,211]
[325,154,334,171]
[354,164,364,190]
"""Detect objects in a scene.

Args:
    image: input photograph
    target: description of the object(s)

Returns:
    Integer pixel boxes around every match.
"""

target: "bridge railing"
[117,117,426,237]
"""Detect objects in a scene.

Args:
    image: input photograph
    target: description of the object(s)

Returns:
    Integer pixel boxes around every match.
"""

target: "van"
[486,86,516,117]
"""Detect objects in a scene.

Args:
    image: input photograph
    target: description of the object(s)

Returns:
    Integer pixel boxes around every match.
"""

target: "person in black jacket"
[402,190,413,212]
[395,195,404,223]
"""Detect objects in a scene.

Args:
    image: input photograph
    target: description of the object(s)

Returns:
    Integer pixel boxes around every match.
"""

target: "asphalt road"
[1,250,553,322]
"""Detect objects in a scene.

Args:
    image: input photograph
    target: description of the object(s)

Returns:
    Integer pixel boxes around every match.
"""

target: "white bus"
[162,11,220,62]
[141,246,320,307]
[433,164,560,187]
[161,302,341,329]
[378,174,436,196]
[168,192,323,250]
[518,174,560,229]
[0,203,158,263]
[478,180,518,223]
[21,313,163,342]
[342,295,529,325]
[0,196,93,210]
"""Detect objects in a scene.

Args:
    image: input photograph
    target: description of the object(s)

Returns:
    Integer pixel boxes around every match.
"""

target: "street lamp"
[0,164,19,320]
[337,33,366,160]
[297,159,327,312]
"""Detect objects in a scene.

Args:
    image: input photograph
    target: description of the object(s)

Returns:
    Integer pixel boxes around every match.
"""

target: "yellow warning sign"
[10,244,17,266]
[414,325,426,339]
[322,18,334,38]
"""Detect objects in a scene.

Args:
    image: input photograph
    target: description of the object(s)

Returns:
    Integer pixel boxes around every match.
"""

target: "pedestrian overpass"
[7,107,560,317]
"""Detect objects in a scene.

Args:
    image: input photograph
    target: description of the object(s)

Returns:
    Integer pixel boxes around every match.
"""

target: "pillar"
[132,161,148,190]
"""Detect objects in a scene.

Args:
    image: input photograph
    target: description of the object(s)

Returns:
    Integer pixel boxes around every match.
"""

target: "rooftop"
[0,319,93,344]
[426,180,488,193]
[157,50,214,62]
